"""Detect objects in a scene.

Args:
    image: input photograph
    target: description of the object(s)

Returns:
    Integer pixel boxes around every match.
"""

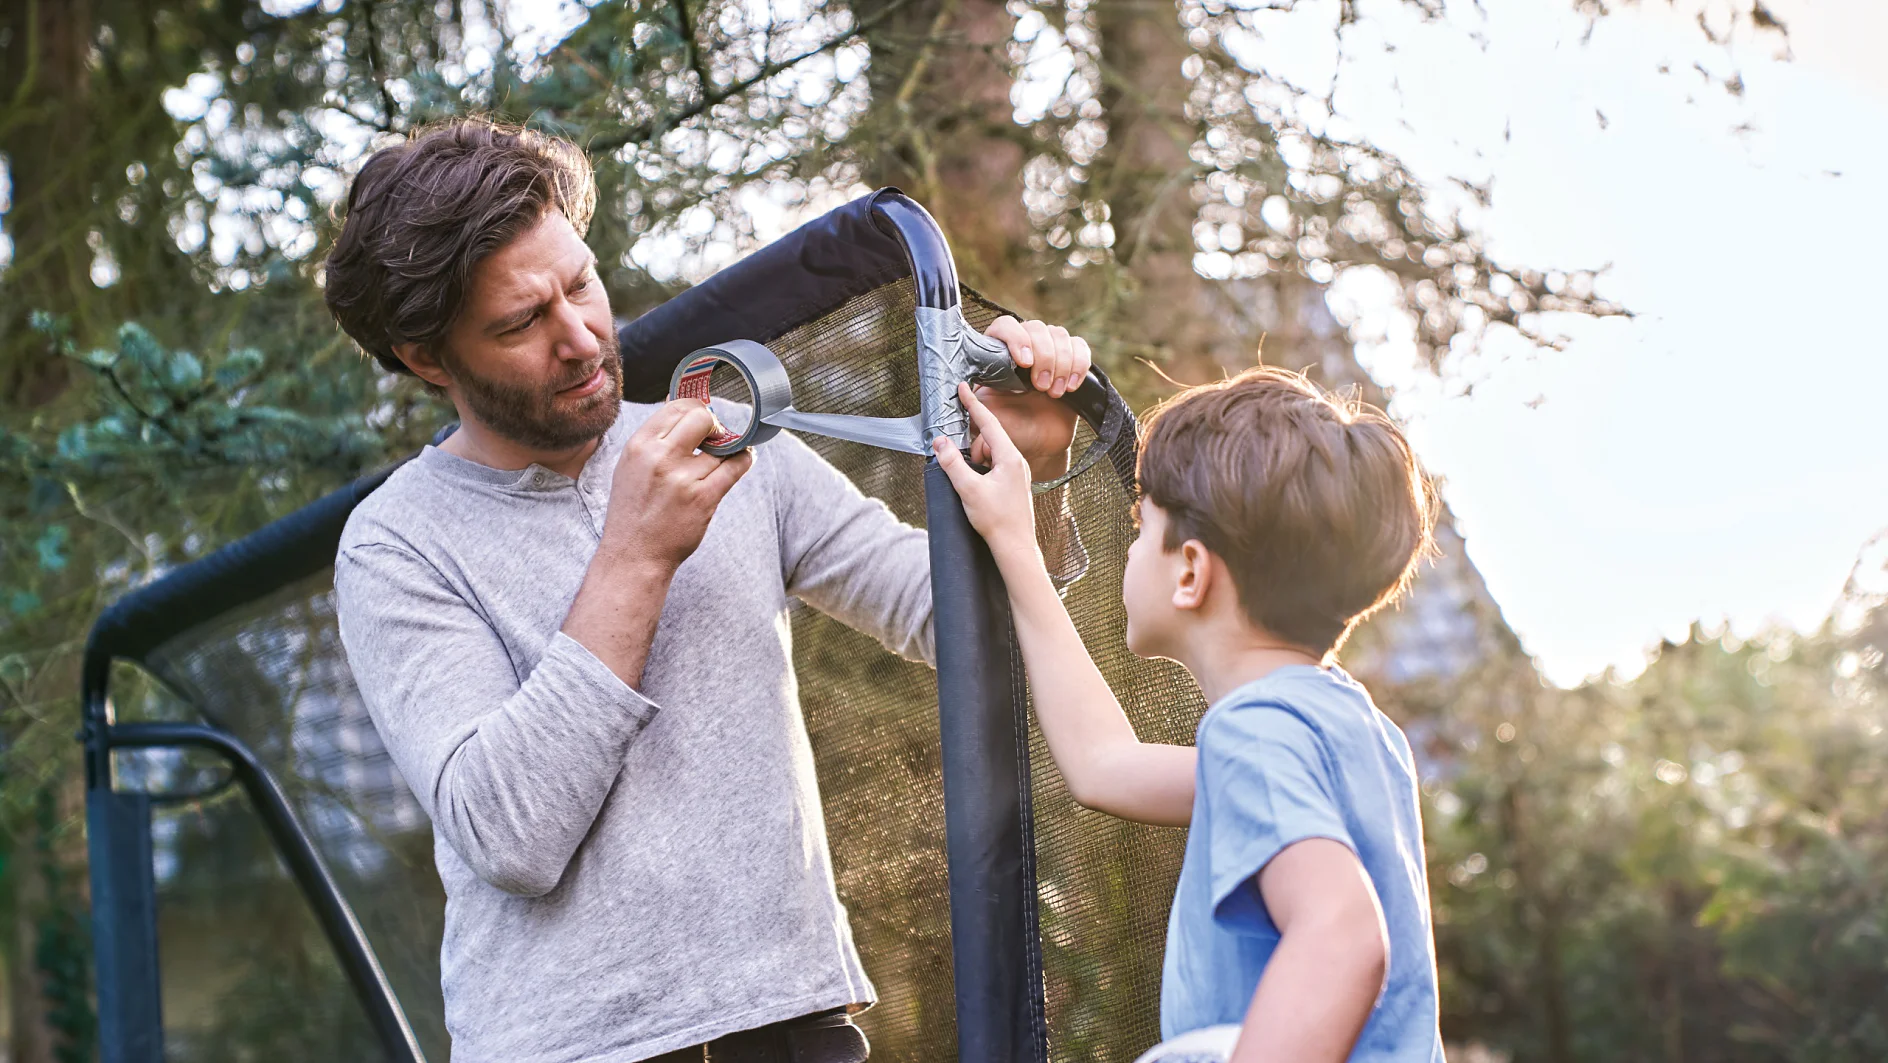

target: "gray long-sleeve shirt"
[333,402,936,1062]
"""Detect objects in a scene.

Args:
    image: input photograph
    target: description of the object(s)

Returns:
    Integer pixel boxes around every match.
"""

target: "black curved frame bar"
[112,723,424,1060]
[81,463,427,1063]
[872,191,1049,1063]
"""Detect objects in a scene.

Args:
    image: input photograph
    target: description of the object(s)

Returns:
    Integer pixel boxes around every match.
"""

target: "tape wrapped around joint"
[668,340,796,456]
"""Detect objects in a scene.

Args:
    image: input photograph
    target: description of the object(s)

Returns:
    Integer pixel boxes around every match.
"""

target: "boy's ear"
[392,341,454,391]
[1171,539,1215,613]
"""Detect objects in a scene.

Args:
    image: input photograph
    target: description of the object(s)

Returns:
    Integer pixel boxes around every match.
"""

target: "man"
[323,118,1091,1063]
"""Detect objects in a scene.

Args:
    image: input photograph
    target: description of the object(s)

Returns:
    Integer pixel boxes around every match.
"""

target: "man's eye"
[506,314,537,335]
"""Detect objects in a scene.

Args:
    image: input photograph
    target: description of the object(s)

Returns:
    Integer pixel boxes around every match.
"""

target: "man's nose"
[549,300,601,361]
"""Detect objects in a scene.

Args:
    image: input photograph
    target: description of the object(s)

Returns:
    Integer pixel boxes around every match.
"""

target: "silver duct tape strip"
[916,304,1027,450]
[669,340,930,456]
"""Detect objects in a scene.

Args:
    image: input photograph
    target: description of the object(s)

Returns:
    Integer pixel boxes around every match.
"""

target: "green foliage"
[30,788,96,1063]
[1427,602,1888,1062]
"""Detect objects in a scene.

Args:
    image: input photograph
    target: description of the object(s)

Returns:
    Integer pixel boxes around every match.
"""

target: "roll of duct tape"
[668,339,796,457]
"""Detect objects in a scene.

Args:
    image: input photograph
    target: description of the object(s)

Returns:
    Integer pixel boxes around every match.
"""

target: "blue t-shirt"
[1160,666,1443,1061]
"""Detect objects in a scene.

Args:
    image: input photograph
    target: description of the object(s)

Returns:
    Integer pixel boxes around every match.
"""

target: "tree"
[1428,536,1888,1062]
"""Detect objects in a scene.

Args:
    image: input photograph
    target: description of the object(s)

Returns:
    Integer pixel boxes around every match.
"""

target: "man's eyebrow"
[484,256,598,336]
[486,301,543,336]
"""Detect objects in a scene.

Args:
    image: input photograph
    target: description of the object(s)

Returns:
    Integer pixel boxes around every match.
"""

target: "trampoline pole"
[926,464,1042,1063]
[876,188,1048,1063]
[82,641,166,1063]
[106,722,429,1063]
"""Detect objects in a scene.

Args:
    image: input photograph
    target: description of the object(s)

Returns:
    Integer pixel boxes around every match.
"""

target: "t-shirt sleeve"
[1200,702,1354,934]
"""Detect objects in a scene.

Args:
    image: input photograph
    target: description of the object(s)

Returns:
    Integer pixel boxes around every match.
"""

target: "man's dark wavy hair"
[322,118,598,376]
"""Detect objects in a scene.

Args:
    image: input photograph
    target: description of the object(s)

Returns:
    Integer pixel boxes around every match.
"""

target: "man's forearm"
[563,543,677,688]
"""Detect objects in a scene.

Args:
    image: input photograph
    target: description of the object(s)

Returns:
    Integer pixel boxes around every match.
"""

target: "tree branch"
[588,0,915,153]
[361,0,403,132]
[671,0,715,103]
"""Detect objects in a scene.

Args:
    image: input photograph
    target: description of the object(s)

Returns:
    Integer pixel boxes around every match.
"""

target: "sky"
[1234,0,1888,684]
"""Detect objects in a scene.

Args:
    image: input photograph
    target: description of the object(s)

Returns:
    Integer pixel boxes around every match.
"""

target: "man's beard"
[445,332,625,451]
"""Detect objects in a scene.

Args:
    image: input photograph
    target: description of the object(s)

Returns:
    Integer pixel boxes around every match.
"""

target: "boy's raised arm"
[934,384,1197,827]
[1230,839,1390,1063]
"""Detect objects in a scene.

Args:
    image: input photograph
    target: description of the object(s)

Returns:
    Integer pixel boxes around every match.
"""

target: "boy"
[932,368,1443,1062]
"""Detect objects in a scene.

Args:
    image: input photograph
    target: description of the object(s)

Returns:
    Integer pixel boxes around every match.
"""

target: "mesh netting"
[127,278,1206,1062]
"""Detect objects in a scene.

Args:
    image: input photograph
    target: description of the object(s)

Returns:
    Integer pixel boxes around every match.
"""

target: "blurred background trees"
[2,0,1879,1060]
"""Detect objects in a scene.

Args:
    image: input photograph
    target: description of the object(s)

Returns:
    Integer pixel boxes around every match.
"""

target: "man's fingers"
[1044,323,1073,397]
[1022,319,1058,392]
[971,435,991,466]
[662,402,726,449]
[637,398,699,441]
[698,447,754,497]
[1066,335,1092,394]
[986,315,1031,367]
[679,449,729,481]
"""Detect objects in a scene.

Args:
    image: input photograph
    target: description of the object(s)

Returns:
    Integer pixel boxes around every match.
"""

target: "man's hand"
[601,399,755,571]
[977,316,1093,480]
[565,400,754,688]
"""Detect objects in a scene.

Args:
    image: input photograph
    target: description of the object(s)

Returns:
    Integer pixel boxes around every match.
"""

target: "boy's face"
[1123,499,1186,659]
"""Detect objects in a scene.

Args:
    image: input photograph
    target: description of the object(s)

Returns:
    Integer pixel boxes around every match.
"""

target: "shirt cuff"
[542,630,662,731]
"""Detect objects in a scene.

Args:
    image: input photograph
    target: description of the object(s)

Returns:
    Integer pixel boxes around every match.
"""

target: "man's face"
[433,210,622,451]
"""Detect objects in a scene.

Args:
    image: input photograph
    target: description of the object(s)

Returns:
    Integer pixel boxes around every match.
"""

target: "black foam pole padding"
[925,461,1042,1063]
[88,791,164,1063]
[85,462,401,681]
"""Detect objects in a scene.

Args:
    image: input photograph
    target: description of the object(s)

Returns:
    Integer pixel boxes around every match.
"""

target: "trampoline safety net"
[113,228,1208,1062]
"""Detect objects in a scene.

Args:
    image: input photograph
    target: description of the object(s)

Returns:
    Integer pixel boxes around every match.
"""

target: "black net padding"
[121,273,1206,1062]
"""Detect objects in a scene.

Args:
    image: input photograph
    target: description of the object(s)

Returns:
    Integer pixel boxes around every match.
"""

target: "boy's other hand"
[933,382,1038,563]
[980,315,1092,479]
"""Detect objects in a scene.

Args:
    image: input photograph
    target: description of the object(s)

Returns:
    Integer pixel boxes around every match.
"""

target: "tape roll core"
[667,340,795,456]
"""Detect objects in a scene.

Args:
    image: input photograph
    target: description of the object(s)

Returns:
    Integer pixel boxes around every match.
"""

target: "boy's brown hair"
[1137,366,1437,657]
[322,118,597,376]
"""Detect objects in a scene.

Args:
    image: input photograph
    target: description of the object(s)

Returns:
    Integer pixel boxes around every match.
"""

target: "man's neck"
[1172,623,1324,705]
[440,418,602,480]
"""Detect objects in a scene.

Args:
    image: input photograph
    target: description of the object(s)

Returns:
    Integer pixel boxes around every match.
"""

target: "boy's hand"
[980,316,1092,480]
[933,382,1038,563]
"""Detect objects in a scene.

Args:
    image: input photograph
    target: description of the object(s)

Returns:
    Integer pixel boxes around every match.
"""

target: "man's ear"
[1171,539,1215,613]
[391,341,453,391]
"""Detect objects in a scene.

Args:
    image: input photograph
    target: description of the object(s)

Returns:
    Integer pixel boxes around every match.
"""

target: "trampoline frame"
[80,190,1134,1063]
